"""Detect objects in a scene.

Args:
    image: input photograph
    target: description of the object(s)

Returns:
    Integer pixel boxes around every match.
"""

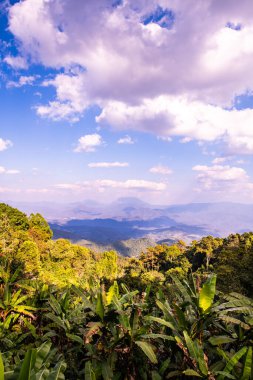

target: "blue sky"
[1,0,253,204]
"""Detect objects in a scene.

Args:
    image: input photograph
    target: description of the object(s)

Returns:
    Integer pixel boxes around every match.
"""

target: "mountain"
[5,198,253,256]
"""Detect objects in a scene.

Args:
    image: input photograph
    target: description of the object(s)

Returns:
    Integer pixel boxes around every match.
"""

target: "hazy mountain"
[5,198,253,256]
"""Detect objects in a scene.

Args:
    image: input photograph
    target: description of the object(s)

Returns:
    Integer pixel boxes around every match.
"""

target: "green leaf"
[142,333,175,341]
[66,333,83,345]
[34,368,50,380]
[219,316,250,330]
[151,370,162,380]
[71,286,95,311]
[0,353,4,380]
[34,341,52,371]
[171,275,192,304]
[135,341,157,364]
[183,331,198,362]
[85,361,96,380]
[183,369,202,377]
[159,358,170,376]
[166,370,181,378]
[47,361,66,380]
[183,332,208,376]
[49,294,62,316]
[146,316,175,331]
[209,336,235,346]
[101,361,113,380]
[96,292,104,321]
[218,347,248,380]
[199,274,216,313]
[195,341,208,376]
[242,346,252,380]
[45,313,67,330]
[131,309,139,338]
[106,281,119,306]
[18,349,36,380]
[174,304,187,328]
[213,371,235,379]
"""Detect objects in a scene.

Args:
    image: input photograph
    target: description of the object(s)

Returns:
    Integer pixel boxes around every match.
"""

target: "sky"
[1,0,253,204]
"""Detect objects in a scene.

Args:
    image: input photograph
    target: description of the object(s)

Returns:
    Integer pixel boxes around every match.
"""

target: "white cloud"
[97,95,253,154]
[117,135,135,144]
[26,188,52,194]
[212,156,232,164]
[192,164,252,193]
[6,0,253,154]
[54,183,80,190]
[88,162,129,168]
[74,133,103,153]
[9,0,253,107]
[180,137,192,144]
[95,179,166,191]
[7,75,37,88]
[36,73,89,122]
[193,164,248,181]
[56,179,166,192]
[0,166,20,174]
[4,55,27,69]
[0,187,21,193]
[236,159,246,164]
[0,138,12,151]
[6,169,20,174]
[149,165,172,175]
[36,101,81,122]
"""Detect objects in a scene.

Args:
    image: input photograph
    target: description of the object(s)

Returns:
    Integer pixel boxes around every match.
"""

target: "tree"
[140,243,191,277]
[0,203,29,231]
[17,240,40,277]
[96,250,118,281]
[189,236,223,271]
[28,213,53,242]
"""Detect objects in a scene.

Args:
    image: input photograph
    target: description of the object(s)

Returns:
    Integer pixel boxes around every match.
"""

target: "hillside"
[8,198,253,255]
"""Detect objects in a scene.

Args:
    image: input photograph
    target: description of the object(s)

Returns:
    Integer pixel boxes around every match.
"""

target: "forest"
[0,203,253,379]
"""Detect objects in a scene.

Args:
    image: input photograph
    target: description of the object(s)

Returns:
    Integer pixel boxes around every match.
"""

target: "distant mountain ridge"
[5,198,253,256]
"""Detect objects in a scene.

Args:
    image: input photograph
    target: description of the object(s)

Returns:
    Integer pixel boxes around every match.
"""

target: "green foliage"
[0,204,29,231]
[95,250,118,281]
[0,341,66,379]
[28,213,53,242]
[0,204,253,379]
[198,274,216,312]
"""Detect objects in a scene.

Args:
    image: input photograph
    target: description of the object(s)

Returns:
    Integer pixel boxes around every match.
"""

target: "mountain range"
[5,198,253,256]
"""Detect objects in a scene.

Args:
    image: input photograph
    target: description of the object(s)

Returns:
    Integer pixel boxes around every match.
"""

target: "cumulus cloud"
[4,55,27,69]
[192,164,252,194]
[149,165,172,175]
[7,75,37,88]
[74,134,103,153]
[0,138,12,151]
[36,73,89,122]
[6,0,253,153]
[97,96,253,154]
[117,135,135,144]
[88,162,129,168]
[0,166,20,174]
[212,156,232,164]
[9,0,253,104]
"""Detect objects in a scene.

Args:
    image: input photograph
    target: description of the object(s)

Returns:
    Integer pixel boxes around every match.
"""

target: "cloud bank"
[6,0,253,153]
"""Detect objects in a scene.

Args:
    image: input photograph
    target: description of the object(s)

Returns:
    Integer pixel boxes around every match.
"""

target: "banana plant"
[80,282,159,379]
[0,341,66,379]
